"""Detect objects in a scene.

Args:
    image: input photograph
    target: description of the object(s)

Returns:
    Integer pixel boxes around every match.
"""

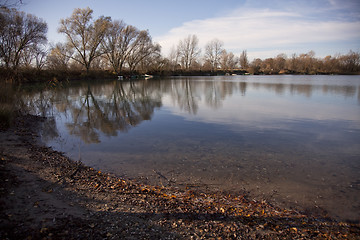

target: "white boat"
[144,74,153,80]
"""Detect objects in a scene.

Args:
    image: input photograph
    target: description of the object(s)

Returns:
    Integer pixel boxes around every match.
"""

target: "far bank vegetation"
[0,5,360,84]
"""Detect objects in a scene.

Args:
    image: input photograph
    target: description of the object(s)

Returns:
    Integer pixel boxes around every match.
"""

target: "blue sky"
[21,0,360,60]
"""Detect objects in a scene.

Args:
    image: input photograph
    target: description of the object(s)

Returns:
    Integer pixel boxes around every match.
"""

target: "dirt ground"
[0,114,359,239]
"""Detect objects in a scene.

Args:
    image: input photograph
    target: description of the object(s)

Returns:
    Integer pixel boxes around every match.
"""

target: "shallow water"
[26,75,360,222]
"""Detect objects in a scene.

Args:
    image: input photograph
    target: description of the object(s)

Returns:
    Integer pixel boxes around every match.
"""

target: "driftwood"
[152,169,175,186]
[43,161,83,192]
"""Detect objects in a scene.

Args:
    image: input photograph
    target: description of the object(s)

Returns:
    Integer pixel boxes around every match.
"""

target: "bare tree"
[204,39,223,71]
[0,8,47,70]
[102,21,139,74]
[239,50,249,69]
[235,50,360,75]
[248,58,262,74]
[33,45,47,71]
[47,43,74,70]
[227,52,238,71]
[19,44,47,70]
[102,20,126,74]
[20,46,34,68]
[47,43,69,70]
[127,30,161,73]
[220,50,238,71]
[0,0,23,8]
[177,34,200,70]
[339,50,360,73]
[295,51,316,74]
[262,58,275,74]
[274,53,287,72]
[167,45,180,71]
[321,55,336,73]
[287,53,298,72]
[138,49,165,73]
[58,7,111,73]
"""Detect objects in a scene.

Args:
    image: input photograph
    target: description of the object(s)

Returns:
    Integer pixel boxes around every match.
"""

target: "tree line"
[1,5,359,82]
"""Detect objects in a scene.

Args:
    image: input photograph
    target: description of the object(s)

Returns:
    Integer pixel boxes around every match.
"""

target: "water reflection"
[170,79,199,114]
[63,82,162,143]
[18,76,360,222]
[244,81,358,98]
[19,81,162,143]
[19,76,360,142]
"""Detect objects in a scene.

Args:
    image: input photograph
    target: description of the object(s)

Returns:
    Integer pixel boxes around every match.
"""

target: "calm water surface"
[24,75,360,222]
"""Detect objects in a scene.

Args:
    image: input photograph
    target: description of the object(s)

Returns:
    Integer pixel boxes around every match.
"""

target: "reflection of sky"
[41,75,360,164]
[162,76,360,132]
[37,76,360,222]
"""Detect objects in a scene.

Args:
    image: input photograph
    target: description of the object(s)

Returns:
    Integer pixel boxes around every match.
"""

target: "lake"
[22,75,360,222]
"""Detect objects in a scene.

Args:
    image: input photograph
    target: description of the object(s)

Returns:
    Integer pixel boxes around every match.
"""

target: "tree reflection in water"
[64,81,162,143]
[15,76,360,222]
[18,80,161,144]
[17,76,359,145]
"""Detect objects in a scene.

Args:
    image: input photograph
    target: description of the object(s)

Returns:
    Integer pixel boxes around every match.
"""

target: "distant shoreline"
[1,68,359,84]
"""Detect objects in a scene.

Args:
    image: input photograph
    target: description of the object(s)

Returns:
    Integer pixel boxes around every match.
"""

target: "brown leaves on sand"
[69,166,359,238]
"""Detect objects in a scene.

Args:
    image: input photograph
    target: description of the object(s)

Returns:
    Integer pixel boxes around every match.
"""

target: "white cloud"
[154,7,360,59]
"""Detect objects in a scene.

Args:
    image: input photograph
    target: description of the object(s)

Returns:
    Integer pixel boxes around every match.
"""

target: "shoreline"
[0,114,359,239]
[2,68,359,85]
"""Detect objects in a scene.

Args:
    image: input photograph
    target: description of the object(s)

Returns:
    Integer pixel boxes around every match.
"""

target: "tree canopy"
[58,7,111,73]
[0,7,47,70]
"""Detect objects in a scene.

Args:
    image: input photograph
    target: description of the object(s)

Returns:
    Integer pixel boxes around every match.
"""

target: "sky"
[19,0,360,60]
